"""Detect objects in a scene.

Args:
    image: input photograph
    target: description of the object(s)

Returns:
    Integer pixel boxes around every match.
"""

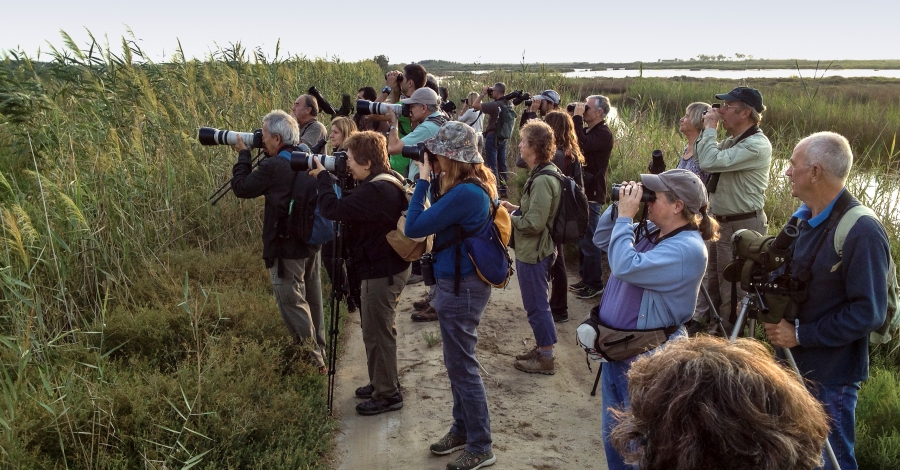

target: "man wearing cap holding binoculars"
[694,86,772,335]
[521,89,561,125]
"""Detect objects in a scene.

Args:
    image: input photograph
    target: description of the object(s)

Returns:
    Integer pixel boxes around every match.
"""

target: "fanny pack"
[576,305,680,363]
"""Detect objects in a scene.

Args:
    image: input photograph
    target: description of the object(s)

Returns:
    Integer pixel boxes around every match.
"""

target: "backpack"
[832,205,900,344]
[277,149,334,245]
[433,179,514,291]
[370,173,433,261]
[524,165,590,244]
[496,104,516,141]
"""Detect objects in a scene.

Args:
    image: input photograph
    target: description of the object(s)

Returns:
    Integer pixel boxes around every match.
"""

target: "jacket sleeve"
[592,204,621,251]
[231,150,273,198]
[607,223,696,291]
[797,217,890,347]
[316,174,397,223]
[696,129,770,173]
[405,180,479,239]
[510,175,556,236]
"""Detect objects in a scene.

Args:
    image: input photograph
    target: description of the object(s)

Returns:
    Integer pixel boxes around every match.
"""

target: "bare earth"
[331,255,610,470]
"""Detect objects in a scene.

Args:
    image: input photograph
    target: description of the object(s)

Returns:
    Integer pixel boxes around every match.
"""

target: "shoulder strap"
[523,164,562,194]
[431,180,495,253]
[834,205,879,257]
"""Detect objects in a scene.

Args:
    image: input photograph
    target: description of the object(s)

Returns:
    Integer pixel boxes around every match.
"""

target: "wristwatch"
[382,86,392,94]
[389,125,397,132]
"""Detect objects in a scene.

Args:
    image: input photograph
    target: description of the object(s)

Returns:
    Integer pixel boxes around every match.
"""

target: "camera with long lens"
[198,127,263,148]
[400,141,434,164]
[441,100,457,114]
[610,183,657,202]
[648,149,666,175]
[511,91,532,106]
[308,86,336,116]
[722,220,804,323]
[355,100,409,117]
[290,150,349,174]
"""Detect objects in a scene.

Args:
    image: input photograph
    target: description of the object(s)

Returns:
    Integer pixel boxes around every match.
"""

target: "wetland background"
[1,39,899,468]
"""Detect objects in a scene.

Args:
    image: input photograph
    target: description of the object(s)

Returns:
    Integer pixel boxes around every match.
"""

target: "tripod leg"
[326,222,344,415]
[781,348,842,470]
[590,363,603,396]
[729,296,751,341]
[700,284,728,337]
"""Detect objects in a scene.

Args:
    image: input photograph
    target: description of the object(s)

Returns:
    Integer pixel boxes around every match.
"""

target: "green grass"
[2,34,900,468]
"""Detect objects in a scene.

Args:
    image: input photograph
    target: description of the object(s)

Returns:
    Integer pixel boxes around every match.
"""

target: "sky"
[3,0,898,64]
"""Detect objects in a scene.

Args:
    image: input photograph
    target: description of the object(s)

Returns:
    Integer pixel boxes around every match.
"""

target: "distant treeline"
[411,59,900,74]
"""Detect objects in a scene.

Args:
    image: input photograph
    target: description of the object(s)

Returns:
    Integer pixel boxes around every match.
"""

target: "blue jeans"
[812,382,860,470]
[484,133,508,196]
[578,202,604,290]
[433,275,493,454]
[516,253,558,348]
[601,358,637,470]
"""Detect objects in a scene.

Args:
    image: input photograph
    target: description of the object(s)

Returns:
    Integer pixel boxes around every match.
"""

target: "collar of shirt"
[792,188,846,227]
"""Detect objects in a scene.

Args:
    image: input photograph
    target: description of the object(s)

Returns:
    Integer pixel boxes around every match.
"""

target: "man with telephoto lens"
[568,95,613,300]
[386,87,447,182]
[231,110,327,373]
[694,86,772,335]
[764,132,889,470]
[291,94,328,147]
[520,89,561,125]
[377,64,429,177]
[472,82,511,198]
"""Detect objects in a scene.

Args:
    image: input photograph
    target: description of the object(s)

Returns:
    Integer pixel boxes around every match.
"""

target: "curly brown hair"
[610,336,829,470]
[519,121,555,165]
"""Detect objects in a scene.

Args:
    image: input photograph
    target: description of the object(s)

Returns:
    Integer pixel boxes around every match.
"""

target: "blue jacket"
[593,205,708,330]
[405,180,490,279]
[782,191,889,385]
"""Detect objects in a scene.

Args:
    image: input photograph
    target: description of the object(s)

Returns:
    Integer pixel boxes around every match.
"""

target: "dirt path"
[331,255,610,470]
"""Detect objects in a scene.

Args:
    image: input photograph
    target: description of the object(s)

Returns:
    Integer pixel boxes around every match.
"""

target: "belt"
[714,211,758,223]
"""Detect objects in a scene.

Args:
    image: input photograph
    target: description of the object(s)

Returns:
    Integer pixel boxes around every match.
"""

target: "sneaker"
[515,346,540,361]
[552,312,569,323]
[356,392,403,416]
[447,450,496,470]
[430,432,467,455]
[355,383,374,399]
[407,273,424,285]
[411,306,438,322]
[574,286,603,299]
[568,280,586,292]
[514,355,555,375]
[413,296,431,311]
[347,296,358,313]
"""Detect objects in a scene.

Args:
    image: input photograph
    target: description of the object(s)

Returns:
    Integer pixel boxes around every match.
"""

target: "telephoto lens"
[610,183,656,202]
[648,150,666,175]
[290,151,349,173]
[197,127,263,148]
[355,100,402,116]
[400,142,429,163]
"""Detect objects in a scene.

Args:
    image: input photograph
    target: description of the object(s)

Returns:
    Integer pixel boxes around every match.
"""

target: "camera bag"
[576,305,680,363]
[370,173,433,261]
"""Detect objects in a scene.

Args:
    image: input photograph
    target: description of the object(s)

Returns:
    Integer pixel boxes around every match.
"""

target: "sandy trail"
[332,255,610,470]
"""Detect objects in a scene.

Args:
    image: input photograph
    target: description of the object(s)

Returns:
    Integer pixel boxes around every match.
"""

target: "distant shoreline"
[412,59,900,74]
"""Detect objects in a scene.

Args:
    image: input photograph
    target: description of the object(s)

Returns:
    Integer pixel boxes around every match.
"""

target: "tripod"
[730,289,841,470]
[326,219,347,415]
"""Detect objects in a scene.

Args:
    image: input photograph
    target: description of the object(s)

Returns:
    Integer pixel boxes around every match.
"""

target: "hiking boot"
[574,286,603,299]
[552,312,569,323]
[515,346,540,361]
[355,391,403,416]
[430,432,467,455]
[347,296,358,314]
[413,296,431,311]
[355,383,374,399]
[411,306,438,322]
[407,273,424,285]
[446,450,496,470]
[514,355,555,375]
[568,280,585,292]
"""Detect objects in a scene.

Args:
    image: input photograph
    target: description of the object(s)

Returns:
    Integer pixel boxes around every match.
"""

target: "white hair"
[799,131,853,182]
[587,95,610,117]
[264,110,300,146]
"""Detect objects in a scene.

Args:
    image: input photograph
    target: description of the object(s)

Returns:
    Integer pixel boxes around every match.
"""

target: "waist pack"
[434,179,514,291]
[524,165,589,244]
[370,173,433,261]
[576,305,680,363]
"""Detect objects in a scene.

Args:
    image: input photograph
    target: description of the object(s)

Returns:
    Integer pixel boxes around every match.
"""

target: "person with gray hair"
[763,131,889,470]
[290,94,328,147]
[676,102,710,184]
[568,94,614,300]
[230,109,327,374]
[694,86,772,336]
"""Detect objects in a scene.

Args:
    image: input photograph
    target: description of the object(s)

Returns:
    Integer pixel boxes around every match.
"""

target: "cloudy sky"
[3,0,897,64]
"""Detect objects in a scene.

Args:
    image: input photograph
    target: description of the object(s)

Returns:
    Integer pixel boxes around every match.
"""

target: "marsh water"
[564,69,900,79]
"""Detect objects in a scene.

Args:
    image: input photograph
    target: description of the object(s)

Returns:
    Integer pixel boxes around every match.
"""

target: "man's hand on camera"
[617,181,643,219]
[308,156,324,178]
[764,319,798,348]
[233,138,247,152]
[574,103,586,117]
[385,108,399,127]
[702,107,720,129]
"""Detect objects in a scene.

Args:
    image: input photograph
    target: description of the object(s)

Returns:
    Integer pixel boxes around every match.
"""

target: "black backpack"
[496,104,516,141]
[524,165,590,244]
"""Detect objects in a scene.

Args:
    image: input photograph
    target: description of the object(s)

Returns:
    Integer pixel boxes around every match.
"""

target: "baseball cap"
[640,169,708,214]
[533,90,561,105]
[423,122,484,164]
[715,86,764,113]
[400,87,440,106]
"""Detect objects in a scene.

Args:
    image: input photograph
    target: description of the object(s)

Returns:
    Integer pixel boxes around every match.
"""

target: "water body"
[564,69,900,79]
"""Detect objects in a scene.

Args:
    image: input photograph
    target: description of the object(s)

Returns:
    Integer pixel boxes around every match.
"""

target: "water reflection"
[563,69,900,79]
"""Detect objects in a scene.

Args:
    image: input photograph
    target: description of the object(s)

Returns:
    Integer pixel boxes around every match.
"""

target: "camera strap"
[795,190,854,282]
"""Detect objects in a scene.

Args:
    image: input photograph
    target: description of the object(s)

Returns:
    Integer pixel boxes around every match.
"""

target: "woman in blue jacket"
[592,169,719,470]
[405,121,498,470]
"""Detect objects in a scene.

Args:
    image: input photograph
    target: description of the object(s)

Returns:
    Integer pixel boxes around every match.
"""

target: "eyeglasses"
[719,103,745,111]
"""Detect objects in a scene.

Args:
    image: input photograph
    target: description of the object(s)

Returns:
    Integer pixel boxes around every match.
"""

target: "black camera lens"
[610,183,656,202]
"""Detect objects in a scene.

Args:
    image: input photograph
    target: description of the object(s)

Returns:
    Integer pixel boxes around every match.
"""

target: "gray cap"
[534,89,561,105]
[424,121,484,164]
[640,169,708,214]
[400,87,440,106]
